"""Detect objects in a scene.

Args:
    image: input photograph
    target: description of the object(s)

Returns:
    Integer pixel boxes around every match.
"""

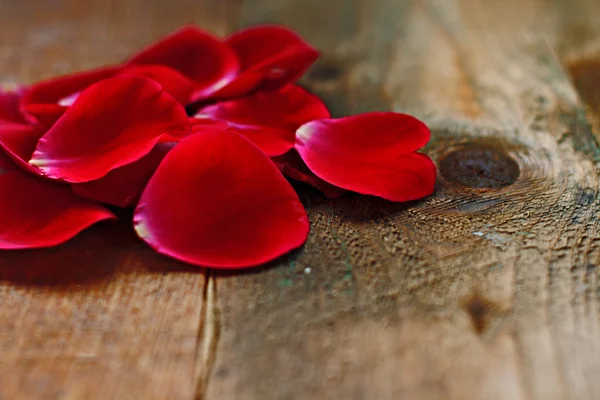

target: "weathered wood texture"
[1,0,600,399]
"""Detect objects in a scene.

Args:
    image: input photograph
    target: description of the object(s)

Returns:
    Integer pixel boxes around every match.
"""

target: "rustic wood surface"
[1,0,600,399]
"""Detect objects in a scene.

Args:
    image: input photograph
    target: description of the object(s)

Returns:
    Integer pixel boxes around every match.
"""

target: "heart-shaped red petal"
[134,130,309,268]
[0,152,115,249]
[213,25,319,99]
[295,112,436,202]
[197,85,329,156]
[30,75,190,183]
[71,143,173,208]
[127,25,239,98]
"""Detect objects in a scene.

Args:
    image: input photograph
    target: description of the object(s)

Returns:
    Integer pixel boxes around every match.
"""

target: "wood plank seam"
[194,270,220,400]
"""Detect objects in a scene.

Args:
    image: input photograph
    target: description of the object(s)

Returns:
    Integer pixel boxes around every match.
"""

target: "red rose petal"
[127,26,239,98]
[71,143,174,208]
[192,71,261,103]
[213,25,319,99]
[227,125,296,157]
[272,150,345,198]
[0,87,30,124]
[189,116,230,134]
[197,85,329,156]
[0,121,46,175]
[21,105,67,127]
[0,152,115,249]
[121,65,197,104]
[134,130,309,268]
[0,150,16,171]
[57,91,80,107]
[295,112,436,202]
[58,65,199,106]
[30,75,190,183]
[21,66,120,125]
[199,85,329,131]
[192,116,291,157]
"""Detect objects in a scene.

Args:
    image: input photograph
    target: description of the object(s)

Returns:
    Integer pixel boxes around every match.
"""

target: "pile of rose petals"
[0,25,436,269]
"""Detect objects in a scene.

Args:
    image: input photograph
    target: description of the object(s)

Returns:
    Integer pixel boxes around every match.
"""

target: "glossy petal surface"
[198,85,329,156]
[71,144,173,208]
[0,153,115,249]
[189,116,230,134]
[30,76,190,183]
[127,26,239,98]
[295,112,436,201]
[58,65,199,106]
[121,65,197,104]
[215,25,319,98]
[134,131,309,268]
[21,66,119,125]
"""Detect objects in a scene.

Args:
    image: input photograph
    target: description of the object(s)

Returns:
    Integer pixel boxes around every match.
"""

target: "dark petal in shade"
[272,150,345,198]
[214,25,319,98]
[71,143,174,208]
[20,66,120,125]
[134,130,309,268]
[126,26,239,98]
[295,112,436,202]
[30,76,190,183]
[0,153,115,249]
[0,150,16,171]
[197,85,329,156]
[0,121,46,175]
[0,87,31,124]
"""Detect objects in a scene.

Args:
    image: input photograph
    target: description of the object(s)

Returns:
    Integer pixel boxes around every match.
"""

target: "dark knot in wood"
[461,292,499,335]
[439,146,520,189]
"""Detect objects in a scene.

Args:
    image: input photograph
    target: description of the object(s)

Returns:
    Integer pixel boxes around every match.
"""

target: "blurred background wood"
[1,0,600,399]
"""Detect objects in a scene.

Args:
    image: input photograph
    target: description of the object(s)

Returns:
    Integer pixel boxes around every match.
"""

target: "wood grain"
[210,0,600,399]
[1,0,600,399]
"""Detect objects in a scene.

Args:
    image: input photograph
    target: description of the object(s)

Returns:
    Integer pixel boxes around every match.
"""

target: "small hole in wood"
[439,146,520,189]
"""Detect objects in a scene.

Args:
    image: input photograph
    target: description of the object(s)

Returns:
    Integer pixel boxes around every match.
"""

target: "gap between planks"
[194,270,220,400]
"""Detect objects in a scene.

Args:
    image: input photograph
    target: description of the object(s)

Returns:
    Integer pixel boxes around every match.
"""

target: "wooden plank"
[0,1,239,399]
[2,0,600,399]
[208,1,600,399]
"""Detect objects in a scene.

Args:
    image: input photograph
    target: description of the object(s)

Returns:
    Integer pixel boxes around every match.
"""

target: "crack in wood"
[194,270,220,400]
